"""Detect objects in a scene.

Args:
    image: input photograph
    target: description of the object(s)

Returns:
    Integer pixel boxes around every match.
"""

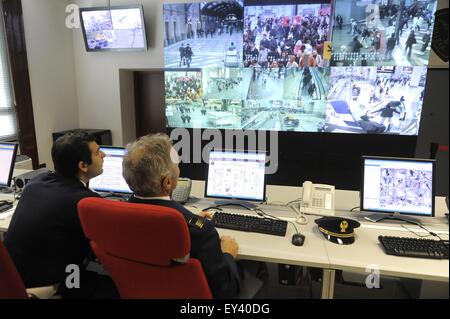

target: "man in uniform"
[122,133,241,298]
[4,132,111,298]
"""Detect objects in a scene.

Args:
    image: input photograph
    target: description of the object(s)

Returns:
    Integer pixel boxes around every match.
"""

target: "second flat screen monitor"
[361,156,435,218]
[205,150,266,202]
[89,146,132,194]
[80,5,147,52]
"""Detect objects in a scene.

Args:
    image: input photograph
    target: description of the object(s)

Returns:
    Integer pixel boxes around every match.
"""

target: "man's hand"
[220,235,239,258]
[198,210,213,220]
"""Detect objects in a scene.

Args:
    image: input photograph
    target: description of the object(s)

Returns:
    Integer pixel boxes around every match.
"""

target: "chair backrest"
[78,197,212,299]
[0,240,28,299]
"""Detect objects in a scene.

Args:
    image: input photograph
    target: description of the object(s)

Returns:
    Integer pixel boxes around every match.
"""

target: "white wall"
[21,0,198,165]
[73,0,181,146]
[22,0,79,167]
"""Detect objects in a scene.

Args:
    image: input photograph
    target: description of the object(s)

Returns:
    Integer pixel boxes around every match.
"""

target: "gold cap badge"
[340,220,348,233]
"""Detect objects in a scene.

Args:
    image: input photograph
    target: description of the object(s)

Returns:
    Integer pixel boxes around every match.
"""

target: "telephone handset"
[300,181,335,216]
[171,178,192,204]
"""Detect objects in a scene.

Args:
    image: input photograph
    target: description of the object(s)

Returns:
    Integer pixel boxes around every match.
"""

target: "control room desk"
[190,197,334,298]
[1,180,449,299]
[189,181,449,299]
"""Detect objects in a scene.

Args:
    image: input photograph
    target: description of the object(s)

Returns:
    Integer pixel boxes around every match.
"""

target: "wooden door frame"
[2,0,39,168]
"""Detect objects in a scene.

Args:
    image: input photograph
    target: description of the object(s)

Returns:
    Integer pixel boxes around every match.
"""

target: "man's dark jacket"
[4,172,99,287]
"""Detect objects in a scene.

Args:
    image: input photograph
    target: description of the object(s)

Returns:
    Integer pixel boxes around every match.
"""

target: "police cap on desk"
[315,217,360,245]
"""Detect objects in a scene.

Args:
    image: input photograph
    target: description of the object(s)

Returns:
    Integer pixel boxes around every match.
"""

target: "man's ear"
[78,161,89,173]
[163,175,174,191]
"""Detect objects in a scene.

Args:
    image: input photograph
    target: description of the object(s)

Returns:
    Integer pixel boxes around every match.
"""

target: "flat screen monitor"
[0,143,18,187]
[80,5,147,52]
[360,156,435,221]
[89,146,132,194]
[205,150,266,202]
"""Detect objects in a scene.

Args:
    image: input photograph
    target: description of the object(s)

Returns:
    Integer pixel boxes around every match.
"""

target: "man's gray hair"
[123,133,176,197]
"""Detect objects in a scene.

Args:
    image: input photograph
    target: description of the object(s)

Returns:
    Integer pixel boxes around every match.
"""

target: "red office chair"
[78,197,212,299]
[0,240,59,299]
[0,239,28,299]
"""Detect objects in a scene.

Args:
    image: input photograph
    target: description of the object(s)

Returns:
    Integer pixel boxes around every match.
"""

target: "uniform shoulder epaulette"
[187,215,205,229]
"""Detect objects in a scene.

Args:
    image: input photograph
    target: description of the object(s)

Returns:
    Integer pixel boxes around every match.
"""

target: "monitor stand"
[364,213,420,225]
[213,200,259,210]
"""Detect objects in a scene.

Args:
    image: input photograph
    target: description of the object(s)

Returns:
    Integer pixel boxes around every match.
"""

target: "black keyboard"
[0,202,13,213]
[378,236,449,259]
[212,212,288,236]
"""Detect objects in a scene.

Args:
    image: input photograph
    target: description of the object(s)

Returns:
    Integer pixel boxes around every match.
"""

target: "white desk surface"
[325,228,448,282]
[189,199,330,269]
[191,180,449,284]
[2,179,449,288]
[0,169,27,231]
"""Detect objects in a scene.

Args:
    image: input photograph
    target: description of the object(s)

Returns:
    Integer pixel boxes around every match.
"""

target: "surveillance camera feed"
[81,7,146,51]
[165,66,330,132]
[163,0,436,136]
[163,1,244,68]
[331,0,437,66]
[362,157,434,216]
[243,0,332,68]
[324,66,427,135]
[379,166,432,210]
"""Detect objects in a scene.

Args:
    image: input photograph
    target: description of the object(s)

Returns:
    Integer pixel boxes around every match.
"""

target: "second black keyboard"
[379,236,449,259]
[212,212,288,236]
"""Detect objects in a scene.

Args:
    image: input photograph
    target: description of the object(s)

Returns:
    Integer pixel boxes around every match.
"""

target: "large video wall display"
[163,0,438,136]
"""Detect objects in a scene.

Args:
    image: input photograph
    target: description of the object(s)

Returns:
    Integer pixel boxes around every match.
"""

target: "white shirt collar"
[133,195,171,201]
[79,179,87,187]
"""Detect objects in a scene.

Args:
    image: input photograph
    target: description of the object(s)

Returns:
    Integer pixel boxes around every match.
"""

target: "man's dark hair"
[51,132,96,177]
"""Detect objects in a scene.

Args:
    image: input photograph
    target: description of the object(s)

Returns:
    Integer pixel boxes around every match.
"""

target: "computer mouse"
[291,233,305,246]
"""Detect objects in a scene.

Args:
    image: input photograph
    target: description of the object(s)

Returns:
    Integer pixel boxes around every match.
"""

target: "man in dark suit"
[122,133,241,299]
[4,132,107,297]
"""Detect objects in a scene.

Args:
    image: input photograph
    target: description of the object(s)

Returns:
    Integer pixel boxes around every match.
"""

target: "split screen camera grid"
[163,0,437,135]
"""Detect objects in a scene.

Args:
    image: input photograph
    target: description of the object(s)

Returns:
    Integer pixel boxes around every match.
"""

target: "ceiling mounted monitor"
[80,5,147,52]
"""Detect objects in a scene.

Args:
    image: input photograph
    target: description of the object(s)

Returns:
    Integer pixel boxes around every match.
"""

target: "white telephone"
[300,181,335,216]
[171,178,192,204]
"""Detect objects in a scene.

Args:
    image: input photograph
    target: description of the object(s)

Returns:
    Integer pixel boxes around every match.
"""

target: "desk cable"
[252,207,300,234]
[285,198,302,206]
[348,207,447,241]
[266,197,308,225]
[266,198,302,207]
[267,198,302,206]
[203,202,256,212]
[288,203,309,225]
[401,222,447,241]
